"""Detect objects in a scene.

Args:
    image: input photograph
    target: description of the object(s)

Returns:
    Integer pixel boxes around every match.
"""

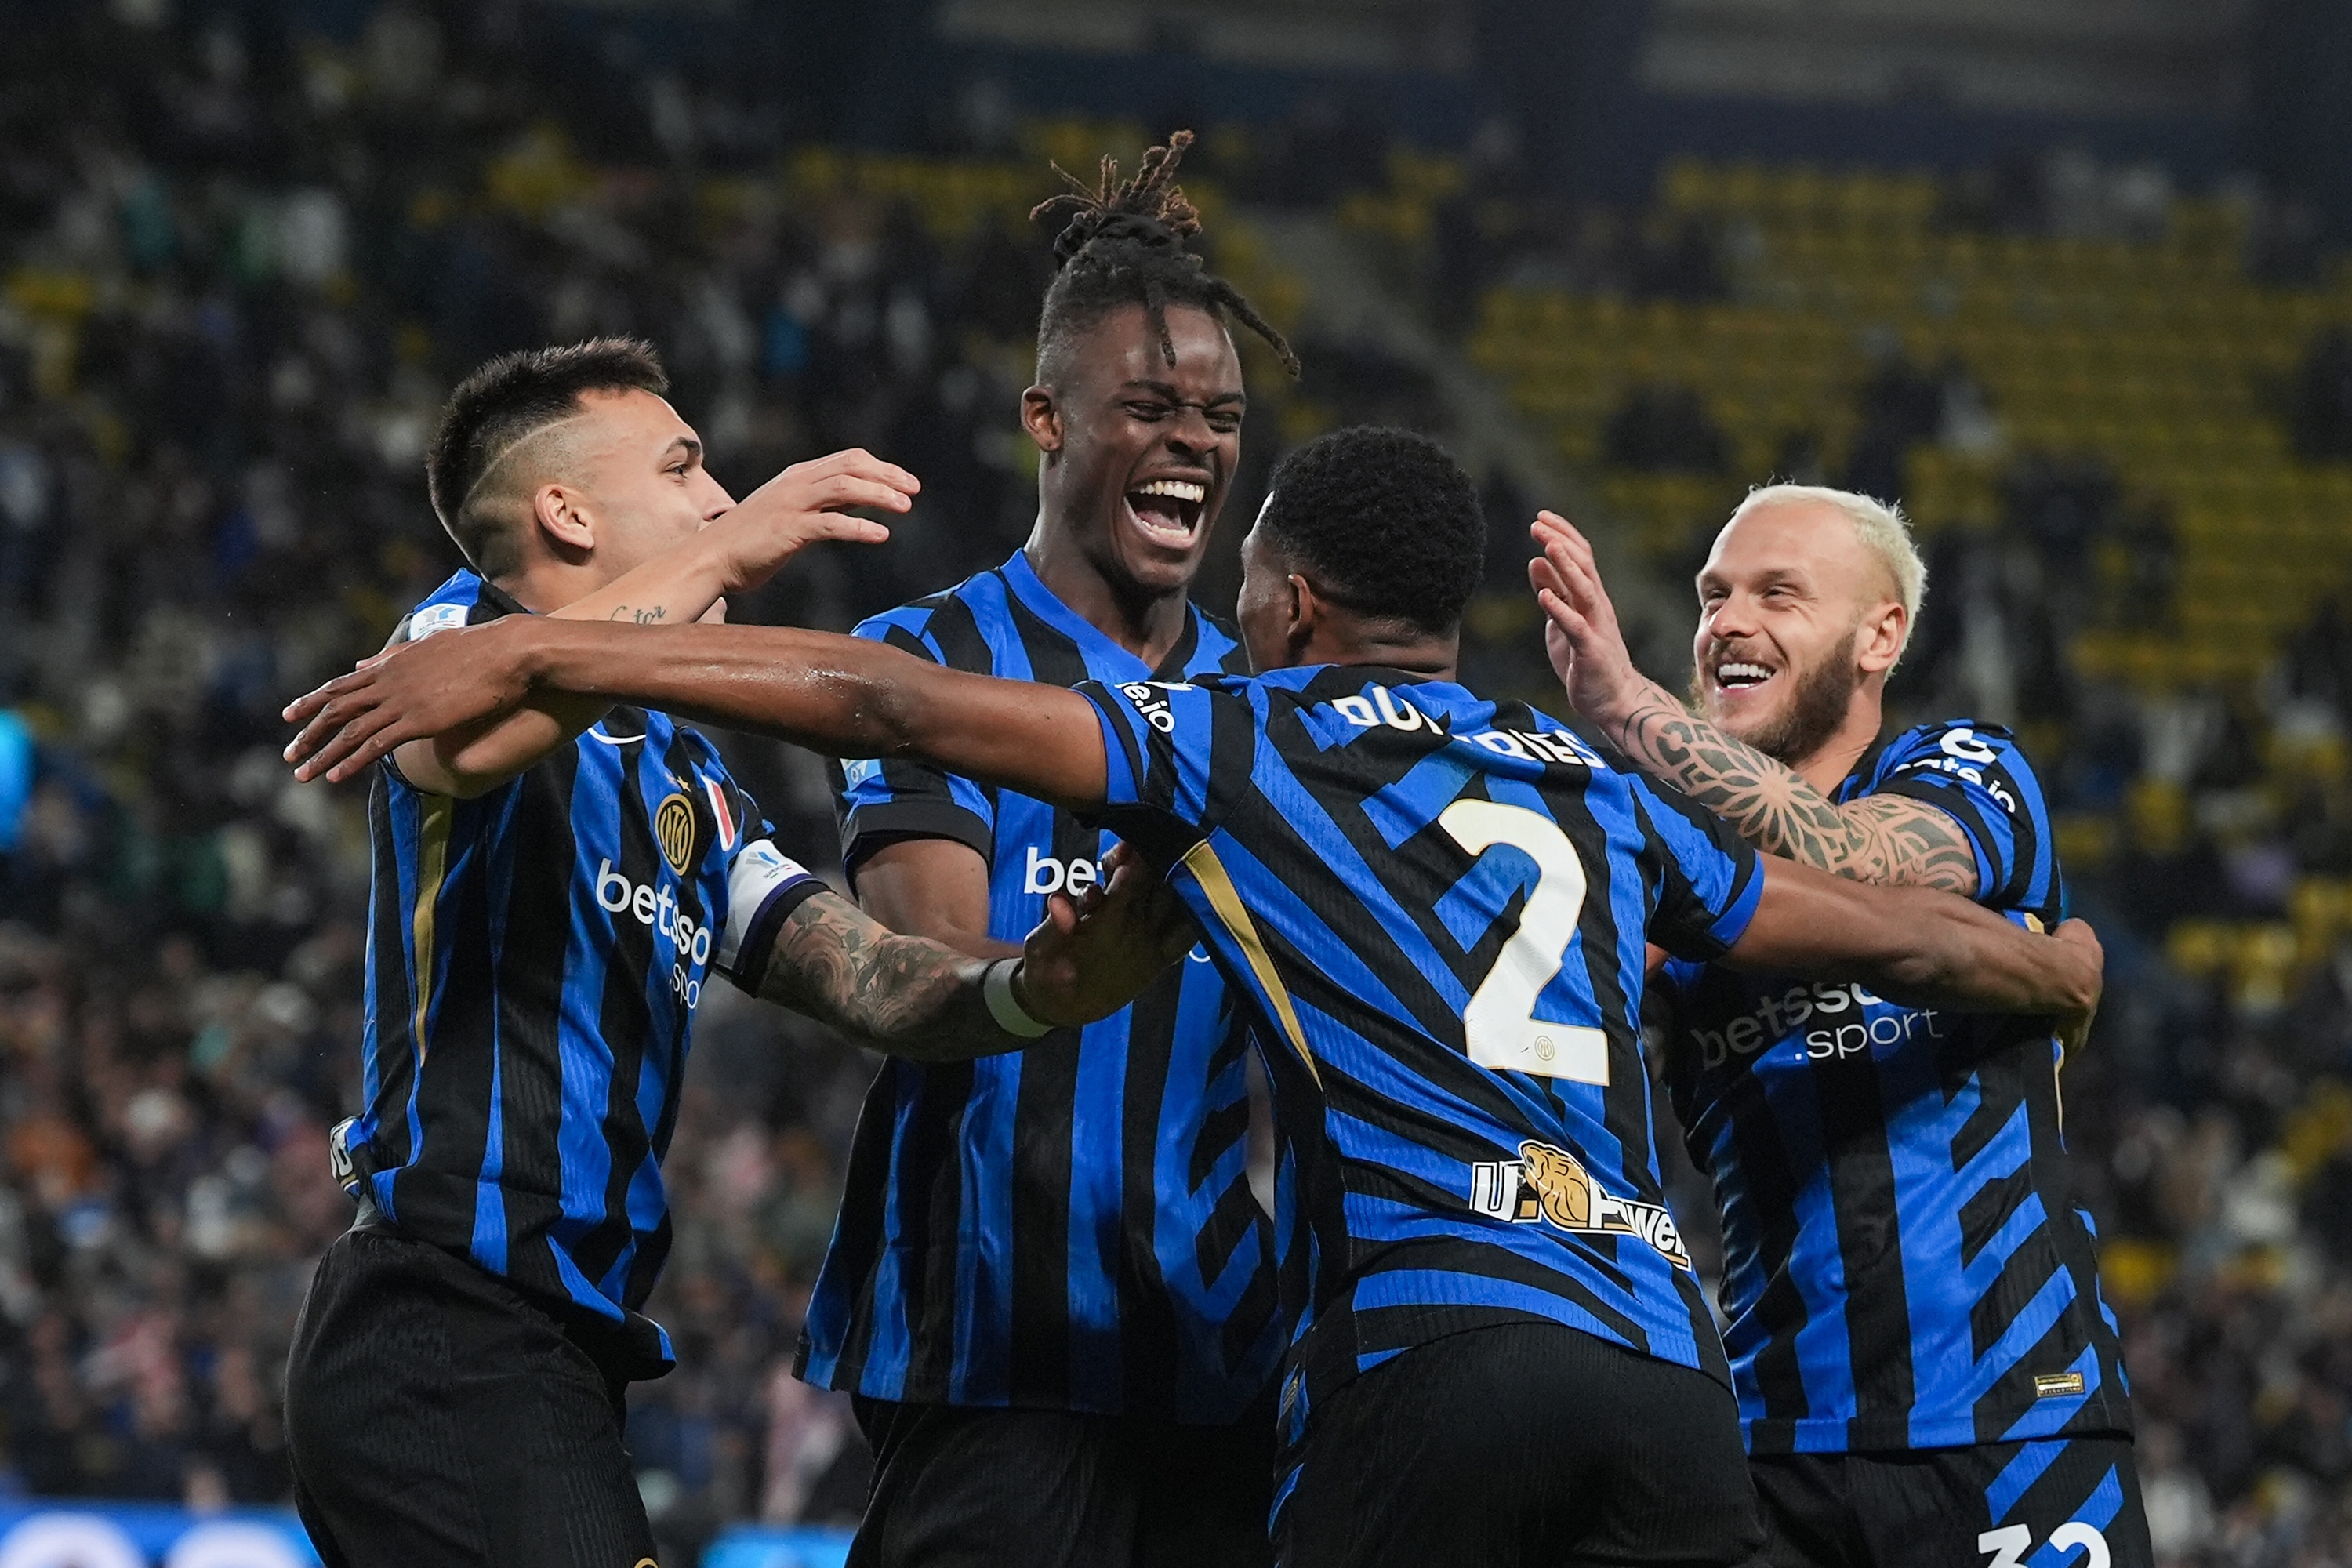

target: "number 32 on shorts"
[1980,1523,2109,1568]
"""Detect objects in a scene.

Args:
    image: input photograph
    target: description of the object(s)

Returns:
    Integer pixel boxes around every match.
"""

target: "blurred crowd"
[7,3,2352,1566]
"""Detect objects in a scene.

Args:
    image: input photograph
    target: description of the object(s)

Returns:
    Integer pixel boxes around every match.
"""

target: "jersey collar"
[1832,731,1896,805]
[997,547,1203,682]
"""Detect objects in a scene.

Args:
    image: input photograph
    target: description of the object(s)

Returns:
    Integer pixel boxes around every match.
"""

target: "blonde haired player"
[1532,491,2150,1568]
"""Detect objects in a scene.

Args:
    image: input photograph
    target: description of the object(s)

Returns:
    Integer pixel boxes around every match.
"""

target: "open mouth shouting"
[1125,476,1210,549]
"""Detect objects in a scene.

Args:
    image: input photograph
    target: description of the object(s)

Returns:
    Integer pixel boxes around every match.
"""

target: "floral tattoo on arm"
[757,890,1015,1061]
[1613,689,1980,894]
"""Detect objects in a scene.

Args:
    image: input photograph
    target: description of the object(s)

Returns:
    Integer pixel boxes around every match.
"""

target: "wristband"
[984,958,1054,1039]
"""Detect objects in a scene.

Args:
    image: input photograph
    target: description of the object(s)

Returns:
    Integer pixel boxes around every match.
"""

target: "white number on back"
[1980,1523,2109,1568]
[1438,800,1610,1084]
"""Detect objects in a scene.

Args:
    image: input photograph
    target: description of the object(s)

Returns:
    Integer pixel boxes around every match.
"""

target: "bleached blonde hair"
[1726,483,1929,661]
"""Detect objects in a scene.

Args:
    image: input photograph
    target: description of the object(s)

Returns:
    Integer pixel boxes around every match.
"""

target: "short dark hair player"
[278,339,1182,1568]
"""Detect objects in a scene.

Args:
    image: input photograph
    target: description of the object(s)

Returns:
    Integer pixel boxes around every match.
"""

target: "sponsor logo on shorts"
[1468,1140,1693,1270]
[654,792,697,875]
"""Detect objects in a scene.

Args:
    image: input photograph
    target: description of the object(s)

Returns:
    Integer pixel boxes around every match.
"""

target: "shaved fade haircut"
[425,337,670,579]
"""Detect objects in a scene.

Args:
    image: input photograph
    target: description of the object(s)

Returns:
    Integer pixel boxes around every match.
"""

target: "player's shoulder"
[1185,603,1251,676]
[394,568,511,644]
[849,562,1029,672]
[1866,717,2042,788]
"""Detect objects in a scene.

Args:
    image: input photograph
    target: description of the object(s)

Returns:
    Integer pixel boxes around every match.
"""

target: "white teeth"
[1133,479,1207,503]
[1717,662,1773,684]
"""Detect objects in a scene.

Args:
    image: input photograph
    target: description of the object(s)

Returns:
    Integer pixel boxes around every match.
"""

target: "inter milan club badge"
[655,792,696,876]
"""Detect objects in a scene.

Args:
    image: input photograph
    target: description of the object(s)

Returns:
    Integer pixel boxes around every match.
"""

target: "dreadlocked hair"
[1029,129,1301,381]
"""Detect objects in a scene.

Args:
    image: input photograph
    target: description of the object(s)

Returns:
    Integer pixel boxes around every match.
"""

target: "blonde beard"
[1688,625,1861,769]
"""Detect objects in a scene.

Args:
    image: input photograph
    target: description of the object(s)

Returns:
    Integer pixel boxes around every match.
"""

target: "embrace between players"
[278,135,2151,1568]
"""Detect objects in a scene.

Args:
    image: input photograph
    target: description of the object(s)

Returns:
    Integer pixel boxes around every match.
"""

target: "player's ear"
[1022,385,1063,457]
[533,482,596,560]
[1283,572,1323,660]
[1856,601,1905,676]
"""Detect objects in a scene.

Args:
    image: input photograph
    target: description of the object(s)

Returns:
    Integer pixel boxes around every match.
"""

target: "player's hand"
[702,448,919,597]
[2050,917,2104,1060]
[1014,844,1200,1028]
[1528,511,1646,728]
[281,619,536,783]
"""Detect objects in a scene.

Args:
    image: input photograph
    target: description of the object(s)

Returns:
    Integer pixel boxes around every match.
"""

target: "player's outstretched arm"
[285,615,1110,810]
[1724,855,2101,1051]
[1530,512,1978,893]
[355,449,917,798]
[757,846,1194,1059]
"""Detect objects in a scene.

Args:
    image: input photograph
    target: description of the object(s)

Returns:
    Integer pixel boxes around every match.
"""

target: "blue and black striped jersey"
[1078,666,1763,1420]
[346,571,824,1379]
[1659,720,2132,1454]
[797,550,1282,1423]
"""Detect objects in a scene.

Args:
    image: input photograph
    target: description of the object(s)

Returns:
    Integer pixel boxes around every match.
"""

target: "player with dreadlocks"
[794,133,1300,1567]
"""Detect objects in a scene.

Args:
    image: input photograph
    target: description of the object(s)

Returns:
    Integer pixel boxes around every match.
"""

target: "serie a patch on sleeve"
[407,602,471,642]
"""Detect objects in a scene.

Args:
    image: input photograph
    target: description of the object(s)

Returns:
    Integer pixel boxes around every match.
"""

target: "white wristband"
[984,958,1054,1038]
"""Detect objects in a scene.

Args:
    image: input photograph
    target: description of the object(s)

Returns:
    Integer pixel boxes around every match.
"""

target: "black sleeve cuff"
[840,800,995,885]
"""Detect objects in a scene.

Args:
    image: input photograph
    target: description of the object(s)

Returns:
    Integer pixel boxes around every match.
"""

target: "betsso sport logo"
[1469,1140,1693,1270]
[1687,982,1948,1069]
[594,860,713,1007]
[1023,846,1105,897]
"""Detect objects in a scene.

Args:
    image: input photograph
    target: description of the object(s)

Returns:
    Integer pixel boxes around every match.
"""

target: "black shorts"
[1751,1437,2153,1568]
[848,1392,1276,1568]
[284,1227,659,1568]
[1276,1323,1766,1568]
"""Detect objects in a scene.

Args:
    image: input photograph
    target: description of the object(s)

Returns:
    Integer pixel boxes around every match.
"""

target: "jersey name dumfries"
[1469,1139,1693,1271]
[1326,684,1610,771]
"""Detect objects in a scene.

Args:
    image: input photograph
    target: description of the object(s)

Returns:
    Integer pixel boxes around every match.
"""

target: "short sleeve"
[715,838,827,994]
[1629,773,1764,961]
[833,615,996,878]
[1073,677,1232,863]
[379,571,511,792]
[1867,721,2060,918]
[387,568,508,650]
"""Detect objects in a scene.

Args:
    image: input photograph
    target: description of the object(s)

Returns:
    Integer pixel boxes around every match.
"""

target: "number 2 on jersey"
[1439,800,1610,1085]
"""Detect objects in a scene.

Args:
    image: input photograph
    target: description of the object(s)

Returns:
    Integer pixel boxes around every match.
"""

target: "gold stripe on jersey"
[409,795,452,1062]
[1183,840,1319,1087]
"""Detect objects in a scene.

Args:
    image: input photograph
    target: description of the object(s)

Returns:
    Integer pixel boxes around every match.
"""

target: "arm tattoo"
[1613,690,1980,894]
[605,605,668,624]
[757,890,1024,1061]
